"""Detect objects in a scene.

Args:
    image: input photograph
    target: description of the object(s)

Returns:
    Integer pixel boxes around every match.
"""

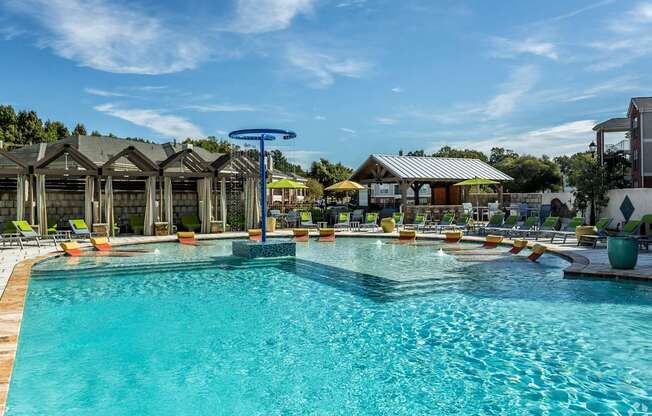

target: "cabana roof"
[351,154,513,184]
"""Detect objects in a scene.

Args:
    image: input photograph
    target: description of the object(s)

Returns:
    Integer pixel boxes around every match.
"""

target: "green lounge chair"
[181,215,201,232]
[68,219,103,239]
[550,217,585,244]
[334,212,351,230]
[13,220,65,248]
[299,211,316,228]
[494,214,518,235]
[577,218,612,247]
[534,217,560,240]
[406,214,428,232]
[47,219,58,235]
[392,212,404,229]
[360,213,379,231]
[510,216,538,238]
[481,213,505,235]
[434,212,455,233]
[130,215,145,234]
[450,213,470,231]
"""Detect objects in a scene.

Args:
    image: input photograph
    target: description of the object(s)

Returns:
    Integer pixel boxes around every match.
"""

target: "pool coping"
[0,231,642,414]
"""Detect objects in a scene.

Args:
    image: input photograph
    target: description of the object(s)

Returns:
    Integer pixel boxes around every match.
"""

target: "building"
[268,169,308,204]
[350,154,512,208]
[593,97,652,188]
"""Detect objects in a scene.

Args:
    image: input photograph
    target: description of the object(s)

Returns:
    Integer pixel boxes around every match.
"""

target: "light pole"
[229,129,297,243]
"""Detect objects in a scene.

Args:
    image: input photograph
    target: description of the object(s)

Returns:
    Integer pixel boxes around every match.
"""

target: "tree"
[405,149,426,156]
[0,105,18,143]
[432,145,488,162]
[304,178,324,201]
[44,120,70,142]
[90,130,102,136]
[489,147,518,165]
[308,159,353,188]
[16,110,45,144]
[183,136,235,153]
[72,123,87,136]
[567,153,609,224]
[269,149,306,176]
[495,155,561,192]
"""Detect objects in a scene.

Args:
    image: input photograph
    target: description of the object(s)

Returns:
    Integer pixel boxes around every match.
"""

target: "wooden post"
[399,181,409,211]
[497,184,504,209]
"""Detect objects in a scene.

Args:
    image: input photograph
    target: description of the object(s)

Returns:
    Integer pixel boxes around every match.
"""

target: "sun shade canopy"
[325,180,365,191]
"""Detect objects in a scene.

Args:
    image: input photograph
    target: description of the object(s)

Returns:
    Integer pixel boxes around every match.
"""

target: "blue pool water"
[7,238,652,415]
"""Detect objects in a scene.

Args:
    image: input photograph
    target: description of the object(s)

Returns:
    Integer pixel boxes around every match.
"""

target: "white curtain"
[244,178,260,230]
[163,177,173,234]
[198,177,213,234]
[105,176,115,237]
[84,176,94,227]
[16,174,26,221]
[220,177,227,231]
[144,176,156,236]
[36,174,47,235]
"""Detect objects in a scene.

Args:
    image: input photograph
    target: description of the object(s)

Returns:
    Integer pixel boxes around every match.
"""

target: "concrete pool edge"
[0,231,641,414]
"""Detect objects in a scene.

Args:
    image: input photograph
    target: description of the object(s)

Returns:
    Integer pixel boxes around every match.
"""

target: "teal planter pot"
[607,236,639,270]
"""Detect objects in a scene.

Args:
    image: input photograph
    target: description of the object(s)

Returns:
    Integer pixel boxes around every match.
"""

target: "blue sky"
[1,0,650,168]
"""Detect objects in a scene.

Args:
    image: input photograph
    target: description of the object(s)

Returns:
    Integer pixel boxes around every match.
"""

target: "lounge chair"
[47,219,59,235]
[181,215,201,232]
[11,220,50,248]
[577,218,612,247]
[360,213,379,231]
[392,212,404,230]
[639,214,652,250]
[334,212,351,230]
[534,216,560,241]
[462,202,473,216]
[449,213,470,231]
[130,215,145,234]
[550,217,585,244]
[405,214,428,232]
[480,213,504,235]
[494,214,518,235]
[434,212,455,233]
[300,211,317,228]
[509,216,538,238]
[580,218,641,248]
[69,219,102,239]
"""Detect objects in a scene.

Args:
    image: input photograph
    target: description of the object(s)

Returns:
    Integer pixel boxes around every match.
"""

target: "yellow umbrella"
[453,177,500,221]
[325,180,364,191]
[266,179,307,212]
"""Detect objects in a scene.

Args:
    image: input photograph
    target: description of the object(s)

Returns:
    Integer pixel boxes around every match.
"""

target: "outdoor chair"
[534,217,560,240]
[47,219,59,235]
[509,216,538,238]
[434,212,455,233]
[334,212,351,230]
[580,218,640,248]
[13,220,63,247]
[577,218,612,248]
[300,211,317,228]
[462,203,473,216]
[351,209,364,223]
[639,214,652,250]
[449,213,471,231]
[69,219,102,239]
[181,215,201,232]
[392,212,404,229]
[405,214,428,232]
[494,214,518,235]
[130,215,145,235]
[550,217,585,244]
[487,202,500,221]
[285,211,300,228]
[360,213,379,232]
[480,213,504,235]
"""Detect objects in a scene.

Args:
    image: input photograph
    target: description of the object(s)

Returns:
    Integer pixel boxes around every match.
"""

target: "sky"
[1,0,651,169]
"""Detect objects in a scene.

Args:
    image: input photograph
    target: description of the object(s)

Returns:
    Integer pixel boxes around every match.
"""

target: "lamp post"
[589,141,597,158]
[228,129,296,243]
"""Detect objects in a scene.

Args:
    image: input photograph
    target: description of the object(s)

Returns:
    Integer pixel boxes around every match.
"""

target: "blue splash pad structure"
[232,239,296,258]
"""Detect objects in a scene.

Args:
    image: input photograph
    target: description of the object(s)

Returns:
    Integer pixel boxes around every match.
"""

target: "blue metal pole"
[260,137,266,243]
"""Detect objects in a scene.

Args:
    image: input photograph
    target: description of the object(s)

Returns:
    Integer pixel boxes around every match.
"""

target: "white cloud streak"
[376,117,397,125]
[84,88,129,98]
[5,0,209,74]
[486,65,540,119]
[186,104,258,112]
[491,37,559,60]
[228,0,314,34]
[340,127,356,134]
[287,45,372,87]
[94,103,204,139]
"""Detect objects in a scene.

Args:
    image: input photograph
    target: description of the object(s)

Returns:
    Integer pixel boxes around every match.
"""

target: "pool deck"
[0,230,650,414]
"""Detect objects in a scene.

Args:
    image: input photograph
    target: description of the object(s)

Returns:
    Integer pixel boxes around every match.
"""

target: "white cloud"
[340,127,356,134]
[391,87,404,93]
[285,149,323,168]
[491,37,558,60]
[314,115,326,120]
[84,88,129,98]
[336,0,368,8]
[5,0,209,75]
[133,85,168,92]
[94,103,204,139]
[287,45,372,87]
[564,76,643,102]
[486,65,539,119]
[376,117,397,125]
[186,104,258,112]
[229,0,314,34]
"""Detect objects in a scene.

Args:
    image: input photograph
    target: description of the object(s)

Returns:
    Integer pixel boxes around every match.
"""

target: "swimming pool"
[7,238,652,414]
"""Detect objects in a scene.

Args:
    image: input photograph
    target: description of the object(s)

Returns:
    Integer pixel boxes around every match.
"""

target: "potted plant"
[607,236,639,269]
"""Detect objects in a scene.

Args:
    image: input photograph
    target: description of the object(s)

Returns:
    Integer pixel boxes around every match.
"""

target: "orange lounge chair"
[483,235,503,249]
[60,241,134,257]
[293,228,310,242]
[444,230,463,243]
[318,228,335,242]
[248,229,262,241]
[90,237,151,253]
[528,244,546,262]
[509,239,528,254]
[177,231,199,245]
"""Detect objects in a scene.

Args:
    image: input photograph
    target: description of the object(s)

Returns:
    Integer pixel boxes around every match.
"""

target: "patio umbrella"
[266,179,307,211]
[324,180,364,192]
[453,177,500,221]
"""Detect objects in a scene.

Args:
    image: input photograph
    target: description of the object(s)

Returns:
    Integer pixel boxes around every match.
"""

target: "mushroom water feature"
[229,129,298,258]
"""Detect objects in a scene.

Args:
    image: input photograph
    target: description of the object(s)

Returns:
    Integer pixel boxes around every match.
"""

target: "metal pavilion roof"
[351,154,513,183]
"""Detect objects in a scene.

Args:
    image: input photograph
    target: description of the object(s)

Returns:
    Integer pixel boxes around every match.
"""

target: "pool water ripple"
[7,238,652,415]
